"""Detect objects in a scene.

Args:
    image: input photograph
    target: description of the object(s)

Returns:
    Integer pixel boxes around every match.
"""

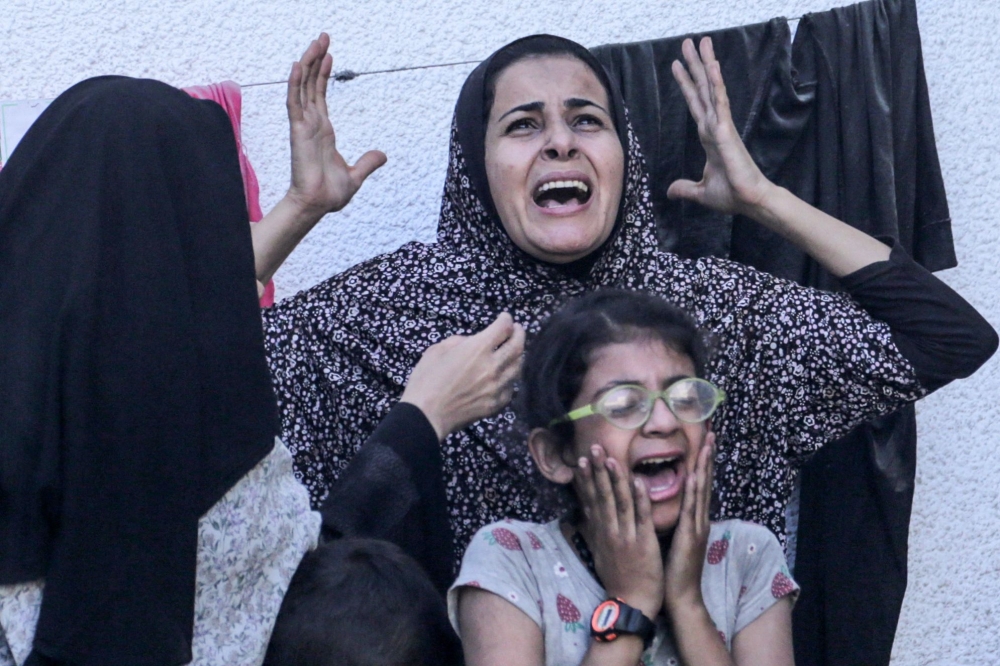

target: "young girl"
[450,289,797,666]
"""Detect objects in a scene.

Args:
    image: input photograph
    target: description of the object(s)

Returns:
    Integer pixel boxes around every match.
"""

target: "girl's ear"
[528,428,575,485]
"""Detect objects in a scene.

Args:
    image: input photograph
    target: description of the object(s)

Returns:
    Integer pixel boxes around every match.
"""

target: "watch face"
[591,600,621,633]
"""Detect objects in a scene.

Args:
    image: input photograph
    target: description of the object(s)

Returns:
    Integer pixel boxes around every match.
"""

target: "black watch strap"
[590,598,656,649]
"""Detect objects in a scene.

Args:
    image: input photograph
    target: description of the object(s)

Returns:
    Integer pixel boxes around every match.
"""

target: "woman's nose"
[542,121,578,160]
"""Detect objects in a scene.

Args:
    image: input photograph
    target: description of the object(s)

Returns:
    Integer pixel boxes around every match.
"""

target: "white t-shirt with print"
[448,518,798,666]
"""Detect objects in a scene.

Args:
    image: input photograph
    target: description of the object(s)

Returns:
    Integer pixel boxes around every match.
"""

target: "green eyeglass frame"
[550,377,726,430]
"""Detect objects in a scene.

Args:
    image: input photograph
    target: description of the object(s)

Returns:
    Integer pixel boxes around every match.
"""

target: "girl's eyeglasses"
[550,377,725,430]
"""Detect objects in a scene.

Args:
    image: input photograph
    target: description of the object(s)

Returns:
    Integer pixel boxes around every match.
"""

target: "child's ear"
[528,428,574,485]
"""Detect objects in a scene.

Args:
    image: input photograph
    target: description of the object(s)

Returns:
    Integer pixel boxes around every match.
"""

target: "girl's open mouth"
[632,455,684,502]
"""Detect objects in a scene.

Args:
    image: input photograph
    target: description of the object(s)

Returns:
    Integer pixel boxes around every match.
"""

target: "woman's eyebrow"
[565,97,608,114]
[497,101,544,121]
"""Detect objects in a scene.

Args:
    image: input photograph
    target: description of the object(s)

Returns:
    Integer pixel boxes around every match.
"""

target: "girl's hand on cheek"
[575,445,663,620]
[663,431,715,615]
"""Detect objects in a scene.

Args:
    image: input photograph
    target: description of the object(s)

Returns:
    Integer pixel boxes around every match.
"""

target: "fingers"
[632,476,654,537]
[694,432,714,535]
[349,150,388,188]
[607,457,636,541]
[316,53,333,119]
[670,58,704,122]
[287,36,319,122]
[286,61,304,122]
[666,178,700,202]
[706,59,733,126]
[672,37,728,130]
[574,455,598,523]
[698,37,720,116]
[298,38,321,113]
[475,312,516,347]
[679,448,698,532]
[288,34,331,123]
[589,445,620,535]
[682,38,712,115]
[307,34,331,111]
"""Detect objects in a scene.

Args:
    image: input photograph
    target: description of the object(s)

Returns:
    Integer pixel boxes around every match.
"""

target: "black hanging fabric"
[593,1,952,664]
[0,76,279,665]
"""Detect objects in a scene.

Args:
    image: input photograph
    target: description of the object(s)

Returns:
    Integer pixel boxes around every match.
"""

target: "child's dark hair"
[264,538,463,666]
[518,288,712,455]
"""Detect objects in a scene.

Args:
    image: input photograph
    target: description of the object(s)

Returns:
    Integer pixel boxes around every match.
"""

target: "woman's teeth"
[533,180,592,207]
[536,179,590,195]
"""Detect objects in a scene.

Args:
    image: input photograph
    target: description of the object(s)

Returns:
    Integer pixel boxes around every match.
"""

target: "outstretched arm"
[251,33,386,286]
[669,37,889,278]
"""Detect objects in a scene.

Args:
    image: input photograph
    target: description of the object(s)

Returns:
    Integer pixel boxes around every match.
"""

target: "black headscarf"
[264,34,923,572]
[0,77,278,664]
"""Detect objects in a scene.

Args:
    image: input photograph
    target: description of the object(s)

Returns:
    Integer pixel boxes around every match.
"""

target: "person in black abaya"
[0,65,519,665]
[0,76,319,665]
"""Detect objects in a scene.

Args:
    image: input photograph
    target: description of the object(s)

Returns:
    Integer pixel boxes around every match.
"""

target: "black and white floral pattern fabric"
[262,112,924,560]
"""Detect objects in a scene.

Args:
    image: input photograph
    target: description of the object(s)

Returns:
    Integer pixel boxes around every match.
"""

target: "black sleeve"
[319,402,455,594]
[840,239,998,391]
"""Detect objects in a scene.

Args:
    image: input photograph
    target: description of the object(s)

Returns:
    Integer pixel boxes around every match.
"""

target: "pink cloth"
[183,81,274,307]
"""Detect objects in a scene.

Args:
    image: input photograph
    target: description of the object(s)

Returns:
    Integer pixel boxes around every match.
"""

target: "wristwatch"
[590,598,656,649]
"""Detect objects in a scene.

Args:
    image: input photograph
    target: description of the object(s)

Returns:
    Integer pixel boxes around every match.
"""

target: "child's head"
[264,538,462,666]
[519,289,720,534]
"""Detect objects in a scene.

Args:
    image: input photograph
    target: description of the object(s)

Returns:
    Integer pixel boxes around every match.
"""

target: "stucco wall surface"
[2,0,997,663]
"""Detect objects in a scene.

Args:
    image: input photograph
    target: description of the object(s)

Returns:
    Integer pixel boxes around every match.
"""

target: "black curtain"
[594,1,950,663]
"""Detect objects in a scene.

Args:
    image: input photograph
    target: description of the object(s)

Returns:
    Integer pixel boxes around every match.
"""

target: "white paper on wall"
[1,99,53,168]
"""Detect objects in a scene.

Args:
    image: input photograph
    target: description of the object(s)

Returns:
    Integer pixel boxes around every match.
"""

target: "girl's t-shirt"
[448,518,798,665]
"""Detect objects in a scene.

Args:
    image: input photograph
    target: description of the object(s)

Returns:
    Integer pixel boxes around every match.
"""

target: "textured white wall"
[3,0,997,663]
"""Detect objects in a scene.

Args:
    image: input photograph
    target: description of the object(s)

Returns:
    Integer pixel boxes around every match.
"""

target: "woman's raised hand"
[400,313,525,441]
[252,34,388,285]
[667,37,774,217]
[575,445,664,621]
[285,32,387,218]
[663,431,715,614]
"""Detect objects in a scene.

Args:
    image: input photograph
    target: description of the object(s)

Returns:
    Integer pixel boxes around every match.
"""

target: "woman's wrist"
[279,189,330,228]
[737,181,788,229]
[397,392,448,441]
[252,194,329,284]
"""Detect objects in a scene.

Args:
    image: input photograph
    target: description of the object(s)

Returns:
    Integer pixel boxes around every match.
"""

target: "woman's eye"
[504,117,537,134]
[574,114,605,129]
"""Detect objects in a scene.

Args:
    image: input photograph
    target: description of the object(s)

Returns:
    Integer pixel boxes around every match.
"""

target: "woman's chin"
[520,228,608,263]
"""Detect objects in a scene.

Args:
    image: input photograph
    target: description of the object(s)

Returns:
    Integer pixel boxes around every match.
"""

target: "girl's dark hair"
[518,289,712,457]
[263,538,462,666]
[481,35,619,130]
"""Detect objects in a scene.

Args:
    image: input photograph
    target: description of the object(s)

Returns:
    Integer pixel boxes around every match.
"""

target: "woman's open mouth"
[531,178,593,214]
[632,455,684,503]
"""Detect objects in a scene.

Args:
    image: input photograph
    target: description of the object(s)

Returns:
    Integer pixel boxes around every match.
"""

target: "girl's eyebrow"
[592,374,694,397]
[497,101,543,121]
[592,379,641,398]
